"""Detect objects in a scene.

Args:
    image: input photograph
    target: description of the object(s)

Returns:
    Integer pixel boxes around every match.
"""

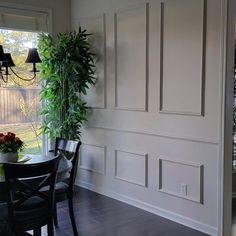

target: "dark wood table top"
[22,154,72,181]
[0,154,72,203]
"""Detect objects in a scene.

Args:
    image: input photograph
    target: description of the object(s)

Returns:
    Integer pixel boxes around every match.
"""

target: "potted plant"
[38,28,96,140]
[0,132,24,163]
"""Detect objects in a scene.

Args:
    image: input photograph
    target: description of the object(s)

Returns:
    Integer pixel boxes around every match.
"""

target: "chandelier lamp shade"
[0,45,41,84]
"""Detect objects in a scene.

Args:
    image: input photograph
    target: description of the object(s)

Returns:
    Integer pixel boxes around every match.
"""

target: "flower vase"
[0,152,18,163]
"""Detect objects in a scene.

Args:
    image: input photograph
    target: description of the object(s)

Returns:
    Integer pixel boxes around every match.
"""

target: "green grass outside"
[0,123,42,154]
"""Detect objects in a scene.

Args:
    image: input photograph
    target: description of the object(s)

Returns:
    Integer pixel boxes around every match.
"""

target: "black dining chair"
[52,137,81,236]
[4,156,60,236]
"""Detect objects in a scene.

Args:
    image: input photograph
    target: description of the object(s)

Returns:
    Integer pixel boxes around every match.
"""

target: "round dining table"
[0,154,72,203]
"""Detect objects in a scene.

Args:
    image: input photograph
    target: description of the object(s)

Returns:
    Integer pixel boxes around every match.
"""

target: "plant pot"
[0,152,18,163]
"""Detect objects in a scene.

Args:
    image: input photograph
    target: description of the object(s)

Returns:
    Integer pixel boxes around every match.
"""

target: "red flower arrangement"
[0,132,24,153]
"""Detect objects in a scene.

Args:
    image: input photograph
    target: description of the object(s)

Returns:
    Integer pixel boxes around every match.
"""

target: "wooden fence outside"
[0,87,41,124]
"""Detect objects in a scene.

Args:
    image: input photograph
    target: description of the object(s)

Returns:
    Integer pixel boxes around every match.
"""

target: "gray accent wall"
[71,0,229,235]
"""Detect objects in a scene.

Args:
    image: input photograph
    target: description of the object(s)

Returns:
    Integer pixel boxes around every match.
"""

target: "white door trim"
[221,0,235,235]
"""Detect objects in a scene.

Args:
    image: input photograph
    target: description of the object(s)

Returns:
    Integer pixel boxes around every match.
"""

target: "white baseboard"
[75,180,217,236]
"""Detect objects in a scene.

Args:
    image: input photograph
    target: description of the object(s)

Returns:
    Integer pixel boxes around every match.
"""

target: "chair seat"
[41,181,69,203]
[13,207,49,231]
[0,203,47,235]
[16,196,47,210]
[55,181,69,194]
[41,181,68,194]
[0,203,41,235]
[12,197,50,230]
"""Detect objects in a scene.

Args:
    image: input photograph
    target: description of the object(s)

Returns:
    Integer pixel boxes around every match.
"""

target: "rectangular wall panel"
[160,0,206,115]
[115,3,148,111]
[79,14,106,109]
[115,150,147,187]
[159,158,203,203]
[80,144,106,175]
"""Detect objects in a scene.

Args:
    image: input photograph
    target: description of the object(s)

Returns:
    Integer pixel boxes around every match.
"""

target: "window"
[0,29,41,154]
[0,5,49,154]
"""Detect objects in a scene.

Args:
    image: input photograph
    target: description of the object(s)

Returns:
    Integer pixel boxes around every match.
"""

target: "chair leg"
[54,202,58,227]
[68,196,78,236]
[48,219,54,236]
[33,227,41,236]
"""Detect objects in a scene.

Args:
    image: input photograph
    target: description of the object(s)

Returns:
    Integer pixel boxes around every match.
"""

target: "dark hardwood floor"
[44,187,208,236]
[232,198,236,235]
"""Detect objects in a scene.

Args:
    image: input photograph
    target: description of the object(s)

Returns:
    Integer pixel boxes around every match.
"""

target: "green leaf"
[38,29,96,140]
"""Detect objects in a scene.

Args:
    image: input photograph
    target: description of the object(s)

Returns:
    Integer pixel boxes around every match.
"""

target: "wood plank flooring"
[42,187,208,236]
[232,198,236,236]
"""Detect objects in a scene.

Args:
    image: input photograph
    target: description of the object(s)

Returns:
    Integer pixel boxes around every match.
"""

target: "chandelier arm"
[0,72,8,83]
[10,74,36,87]
[10,67,36,81]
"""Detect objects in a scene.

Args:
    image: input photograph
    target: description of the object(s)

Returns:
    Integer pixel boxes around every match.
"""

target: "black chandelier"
[0,45,41,85]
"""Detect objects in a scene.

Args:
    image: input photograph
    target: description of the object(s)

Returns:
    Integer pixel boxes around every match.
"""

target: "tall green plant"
[38,28,95,140]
